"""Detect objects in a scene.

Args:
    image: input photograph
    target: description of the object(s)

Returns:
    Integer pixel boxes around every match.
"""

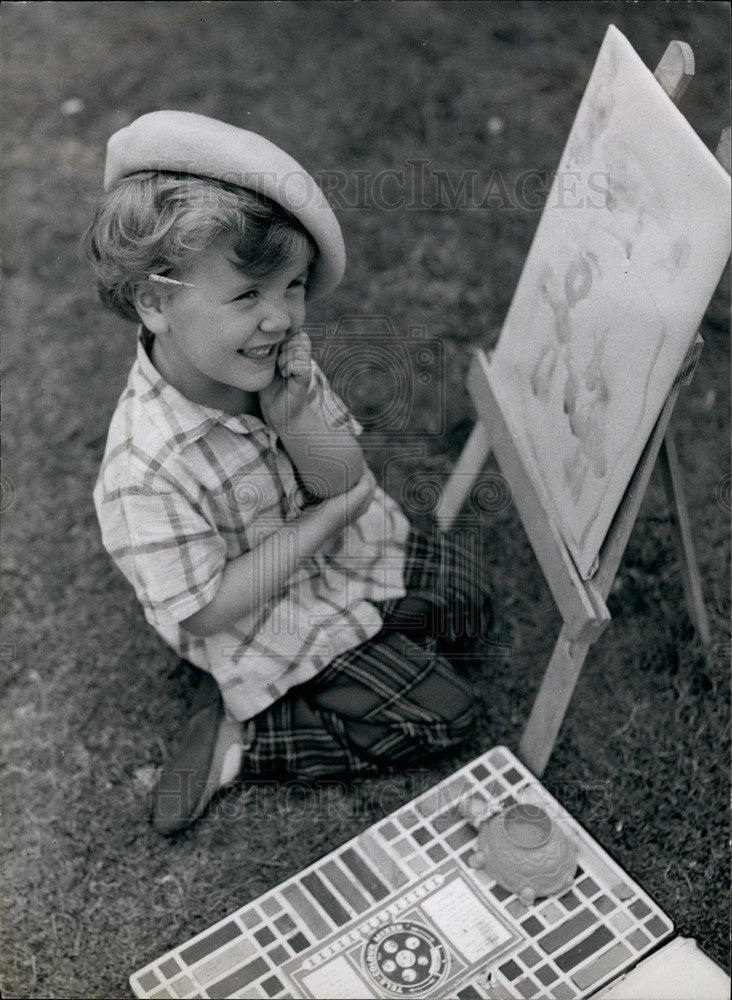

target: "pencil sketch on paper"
[490,25,731,579]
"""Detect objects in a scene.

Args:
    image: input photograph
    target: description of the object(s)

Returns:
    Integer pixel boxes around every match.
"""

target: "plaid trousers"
[243,528,492,780]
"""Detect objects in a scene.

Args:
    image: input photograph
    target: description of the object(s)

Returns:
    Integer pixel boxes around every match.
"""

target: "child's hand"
[259,330,313,431]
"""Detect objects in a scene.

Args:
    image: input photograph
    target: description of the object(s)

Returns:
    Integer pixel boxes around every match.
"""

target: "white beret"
[104,110,345,300]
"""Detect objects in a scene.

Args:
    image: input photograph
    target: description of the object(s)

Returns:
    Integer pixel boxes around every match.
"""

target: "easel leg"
[657,431,712,647]
[435,421,491,531]
[518,624,592,777]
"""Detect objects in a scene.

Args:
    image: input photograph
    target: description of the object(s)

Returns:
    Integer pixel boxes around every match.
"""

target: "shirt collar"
[133,329,269,451]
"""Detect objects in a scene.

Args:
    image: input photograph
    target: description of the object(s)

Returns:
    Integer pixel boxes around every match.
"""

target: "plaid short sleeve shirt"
[94,333,410,721]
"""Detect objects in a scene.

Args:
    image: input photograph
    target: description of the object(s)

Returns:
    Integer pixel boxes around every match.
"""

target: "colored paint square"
[322,860,370,915]
[629,899,651,919]
[553,983,577,999]
[261,974,284,997]
[359,834,409,889]
[138,971,160,992]
[427,843,447,862]
[433,807,462,833]
[577,876,599,898]
[207,957,268,1000]
[555,925,614,972]
[417,792,440,817]
[444,775,472,801]
[645,915,670,938]
[409,855,430,875]
[412,826,432,845]
[275,913,296,934]
[339,848,389,902]
[538,909,594,953]
[521,916,544,937]
[486,780,503,796]
[491,749,509,768]
[242,910,263,930]
[498,958,522,980]
[170,975,194,997]
[609,910,633,933]
[288,932,310,953]
[539,901,563,924]
[472,763,489,780]
[503,767,523,785]
[193,939,258,987]
[261,897,281,918]
[379,821,398,840]
[301,872,351,925]
[535,964,559,986]
[516,976,539,998]
[159,958,181,979]
[281,884,330,937]
[399,809,419,828]
[594,895,615,915]
[255,926,276,946]
[180,922,241,967]
[151,989,173,999]
[518,945,541,967]
[507,898,529,918]
[394,839,413,858]
[491,883,511,902]
[611,882,633,900]
[446,825,473,850]
[268,944,289,965]
[627,928,650,949]
[559,890,580,911]
[571,941,632,990]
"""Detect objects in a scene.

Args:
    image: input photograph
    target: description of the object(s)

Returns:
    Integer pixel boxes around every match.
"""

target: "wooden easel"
[436,41,729,778]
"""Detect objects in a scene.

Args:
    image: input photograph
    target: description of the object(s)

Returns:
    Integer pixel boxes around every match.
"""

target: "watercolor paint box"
[130,746,675,999]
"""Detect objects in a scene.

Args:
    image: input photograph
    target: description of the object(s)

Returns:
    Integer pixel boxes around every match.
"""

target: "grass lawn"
[1,2,729,996]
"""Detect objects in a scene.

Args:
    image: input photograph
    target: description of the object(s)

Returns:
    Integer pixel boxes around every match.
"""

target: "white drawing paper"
[490,25,731,578]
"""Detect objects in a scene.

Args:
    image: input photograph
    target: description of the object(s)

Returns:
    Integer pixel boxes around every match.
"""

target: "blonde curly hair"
[82,172,316,322]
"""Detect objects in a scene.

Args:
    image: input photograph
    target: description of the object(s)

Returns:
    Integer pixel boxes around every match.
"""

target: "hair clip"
[147,273,197,288]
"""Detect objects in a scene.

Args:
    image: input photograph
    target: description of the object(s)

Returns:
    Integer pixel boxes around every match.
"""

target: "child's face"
[149,239,309,409]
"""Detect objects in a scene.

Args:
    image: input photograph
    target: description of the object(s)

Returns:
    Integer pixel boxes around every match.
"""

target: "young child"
[85,111,491,835]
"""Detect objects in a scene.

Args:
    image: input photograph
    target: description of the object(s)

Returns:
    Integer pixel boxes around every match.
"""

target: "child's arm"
[259,331,365,497]
[180,472,375,637]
